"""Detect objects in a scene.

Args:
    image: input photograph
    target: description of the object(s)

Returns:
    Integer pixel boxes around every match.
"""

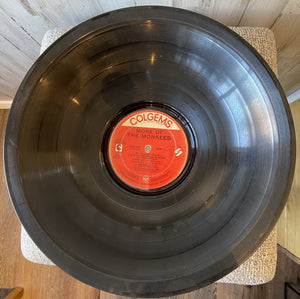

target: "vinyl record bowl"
[4,6,295,297]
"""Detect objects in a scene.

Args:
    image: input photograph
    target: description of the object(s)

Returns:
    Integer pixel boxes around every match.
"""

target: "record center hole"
[144,145,152,153]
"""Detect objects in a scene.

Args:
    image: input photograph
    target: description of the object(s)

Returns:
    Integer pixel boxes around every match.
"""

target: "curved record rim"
[4,6,295,297]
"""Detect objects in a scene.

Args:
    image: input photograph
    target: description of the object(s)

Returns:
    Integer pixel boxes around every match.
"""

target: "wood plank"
[0,61,26,85]
[210,0,250,25]
[0,7,40,60]
[4,287,24,299]
[0,105,216,297]
[0,36,34,98]
[0,75,22,97]
[278,99,300,259]
[99,0,136,12]
[1,105,300,297]
[278,56,300,80]
[0,99,12,109]
[163,0,212,15]
[0,112,20,290]
[0,0,299,104]
[216,245,300,299]
[0,109,100,298]
[281,0,300,14]
[279,64,300,96]
[0,5,41,100]
[0,82,18,99]
[272,15,300,54]
[0,36,34,73]
[238,0,287,27]
[271,12,300,93]
[0,0,53,43]
[13,0,105,27]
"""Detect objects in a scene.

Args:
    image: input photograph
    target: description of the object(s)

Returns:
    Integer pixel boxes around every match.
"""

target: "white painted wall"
[0,0,299,107]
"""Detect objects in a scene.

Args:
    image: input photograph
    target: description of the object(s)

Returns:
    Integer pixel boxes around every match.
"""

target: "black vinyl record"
[4,6,295,297]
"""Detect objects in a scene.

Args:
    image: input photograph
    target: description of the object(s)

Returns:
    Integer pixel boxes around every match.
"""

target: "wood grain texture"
[0,108,218,299]
[211,0,250,25]
[216,245,300,299]
[0,110,100,298]
[277,100,300,259]
[171,0,213,15]
[0,0,299,100]
[4,287,24,299]
[238,0,288,27]
[0,106,300,298]
[272,14,300,95]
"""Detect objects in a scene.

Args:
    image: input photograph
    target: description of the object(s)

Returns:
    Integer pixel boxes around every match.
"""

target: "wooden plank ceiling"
[0,0,299,102]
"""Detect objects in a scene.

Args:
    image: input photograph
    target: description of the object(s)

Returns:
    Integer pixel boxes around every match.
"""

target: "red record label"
[108,109,189,190]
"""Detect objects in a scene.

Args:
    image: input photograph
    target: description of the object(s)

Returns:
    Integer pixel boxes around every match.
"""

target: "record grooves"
[4,6,295,297]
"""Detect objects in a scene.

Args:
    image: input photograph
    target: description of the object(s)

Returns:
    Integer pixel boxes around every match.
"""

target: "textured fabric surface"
[21,226,54,265]
[40,27,72,54]
[217,26,278,285]
[231,27,278,76]
[21,26,278,285]
[218,229,277,285]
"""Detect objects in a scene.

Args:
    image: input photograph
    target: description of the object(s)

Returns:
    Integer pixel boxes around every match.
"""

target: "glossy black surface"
[4,6,295,297]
